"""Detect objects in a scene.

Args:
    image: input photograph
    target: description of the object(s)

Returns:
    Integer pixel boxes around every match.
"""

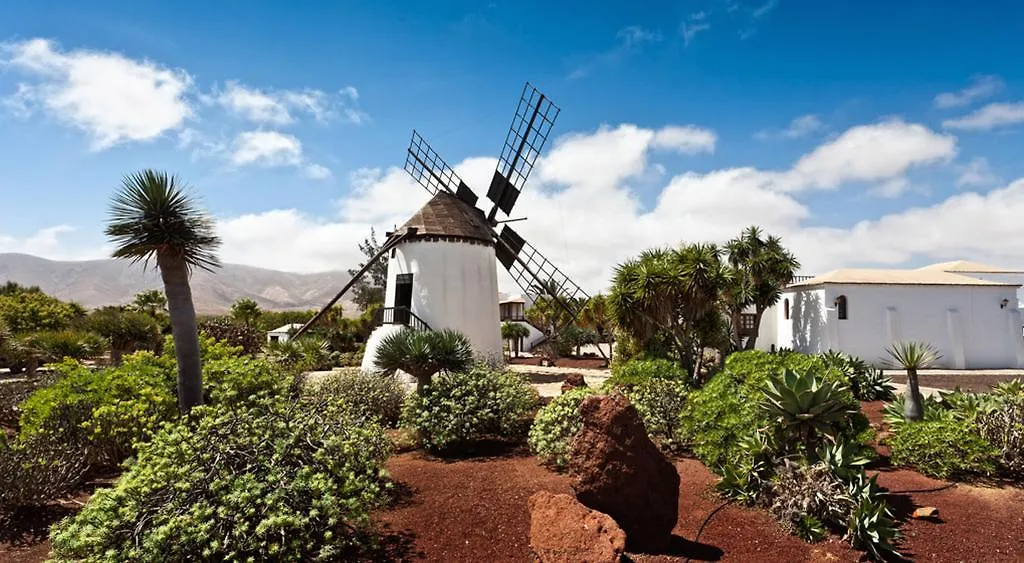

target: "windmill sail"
[495,224,589,323]
[486,82,560,221]
[404,130,478,205]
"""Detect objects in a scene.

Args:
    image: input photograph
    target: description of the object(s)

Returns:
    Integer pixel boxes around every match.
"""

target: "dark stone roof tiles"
[400,191,494,244]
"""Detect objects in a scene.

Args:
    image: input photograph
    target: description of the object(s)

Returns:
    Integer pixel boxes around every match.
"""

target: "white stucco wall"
[771,283,1024,368]
[362,238,503,368]
[957,272,1024,307]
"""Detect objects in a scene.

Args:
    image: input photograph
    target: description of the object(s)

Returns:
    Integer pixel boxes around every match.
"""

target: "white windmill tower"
[292,82,594,369]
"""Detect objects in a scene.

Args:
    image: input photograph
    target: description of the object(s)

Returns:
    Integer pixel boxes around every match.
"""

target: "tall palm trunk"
[903,367,924,421]
[158,254,204,413]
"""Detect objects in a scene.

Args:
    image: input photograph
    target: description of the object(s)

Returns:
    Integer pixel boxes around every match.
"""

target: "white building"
[267,323,303,344]
[759,265,1024,369]
[499,295,546,355]
[361,192,504,372]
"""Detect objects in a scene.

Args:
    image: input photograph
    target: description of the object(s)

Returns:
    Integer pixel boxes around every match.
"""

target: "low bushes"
[307,368,406,427]
[883,382,1024,480]
[605,357,685,387]
[887,417,998,479]
[528,387,598,469]
[48,396,392,561]
[1,434,89,511]
[622,378,689,451]
[403,364,537,452]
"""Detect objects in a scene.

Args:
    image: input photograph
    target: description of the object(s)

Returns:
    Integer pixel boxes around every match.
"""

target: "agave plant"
[884,341,941,421]
[761,369,857,456]
[373,328,474,394]
[846,496,901,561]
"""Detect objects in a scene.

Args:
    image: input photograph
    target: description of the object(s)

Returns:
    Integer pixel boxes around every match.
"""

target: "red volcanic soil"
[6,406,1024,562]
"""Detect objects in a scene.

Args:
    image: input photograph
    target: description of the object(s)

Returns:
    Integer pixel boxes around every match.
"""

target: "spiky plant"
[105,170,221,413]
[373,329,473,394]
[883,341,941,421]
[761,369,857,456]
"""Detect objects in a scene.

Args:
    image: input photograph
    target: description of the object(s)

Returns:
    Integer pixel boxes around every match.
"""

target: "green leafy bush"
[605,358,685,387]
[307,368,406,427]
[0,371,58,428]
[203,355,296,405]
[683,351,869,471]
[528,387,599,469]
[403,364,537,452]
[30,330,106,362]
[199,317,264,355]
[887,417,998,479]
[18,355,178,467]
[623,378,689,451]
[819,351,895,401]
[48,396,392,562]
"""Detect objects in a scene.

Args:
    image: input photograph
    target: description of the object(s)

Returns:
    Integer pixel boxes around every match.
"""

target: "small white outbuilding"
[762,267,1024,369]
[267,323,303,344]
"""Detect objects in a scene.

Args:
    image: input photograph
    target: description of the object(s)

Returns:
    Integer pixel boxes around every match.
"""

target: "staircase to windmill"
[372,306,433,332]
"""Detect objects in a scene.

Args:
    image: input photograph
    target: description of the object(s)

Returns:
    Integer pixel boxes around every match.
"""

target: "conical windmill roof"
[399,191,494,244]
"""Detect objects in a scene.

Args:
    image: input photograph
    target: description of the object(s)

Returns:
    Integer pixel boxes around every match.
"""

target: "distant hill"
[0,253,355,315]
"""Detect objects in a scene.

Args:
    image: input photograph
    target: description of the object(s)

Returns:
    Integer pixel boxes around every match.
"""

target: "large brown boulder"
[568,393,680,553]
[560,372,587,394]
[528,491,626,563]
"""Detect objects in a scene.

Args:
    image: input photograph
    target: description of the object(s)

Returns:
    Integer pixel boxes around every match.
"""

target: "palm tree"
[501,322,530,358]
[373,329,473,394]
[608,243,729,378]
[884,341,941,421]
[130,289,167,318]
[105,170,221,413]
[725,226,800,350]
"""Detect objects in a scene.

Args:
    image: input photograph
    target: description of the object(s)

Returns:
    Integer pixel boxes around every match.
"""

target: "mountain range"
[0,253,355,314]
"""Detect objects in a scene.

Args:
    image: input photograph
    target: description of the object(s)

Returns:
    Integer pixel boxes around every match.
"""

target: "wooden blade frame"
[486,82,560,221]
[404,130,478,206]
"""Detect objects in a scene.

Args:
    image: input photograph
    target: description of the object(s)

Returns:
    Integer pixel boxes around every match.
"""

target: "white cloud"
[651,125,717,154]
[867,177,911,199]
[0,38,193,150]
[231,130,303,166]
[0,225,104,260]
[934,75,1003,109]
[755,114,824,140]
[208,81,363,125]
[22,119,1024,296]
[568,26,662,80]
[779,119,956,191]
[302,163,333,180]
[942,102,1024,131]
[956,157,999,188]
[681,22,711,46]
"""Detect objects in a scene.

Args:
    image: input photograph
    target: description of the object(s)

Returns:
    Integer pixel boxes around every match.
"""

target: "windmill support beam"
[291,230,409,340]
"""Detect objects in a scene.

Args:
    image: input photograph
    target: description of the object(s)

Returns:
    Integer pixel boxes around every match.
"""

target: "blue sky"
[2,0,1024,291]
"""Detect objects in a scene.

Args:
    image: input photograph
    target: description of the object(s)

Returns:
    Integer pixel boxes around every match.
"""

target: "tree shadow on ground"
[418,438,534,463]
[0,504,78,547]
[623,535,724,562]
[345,526,426,562]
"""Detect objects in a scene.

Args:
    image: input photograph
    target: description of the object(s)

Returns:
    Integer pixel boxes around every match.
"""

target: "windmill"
[293,82,594,367]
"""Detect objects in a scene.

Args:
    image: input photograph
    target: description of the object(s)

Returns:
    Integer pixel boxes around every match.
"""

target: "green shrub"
[0,371,58,428]
[887,417,998,479]
[761,369,860,457]
[18,355,178,466]
[605,358,685,387]
[528,387,599,469]
[623,378,689,451]
[199,318,264,355]
[403,364,537,452]
[307,369,406,427]
[203,355,295,405]
[819,351,895,401]
[683,351,870,471]
[30,330,106,362]
[765,461,849,541]
[48,396,392,562]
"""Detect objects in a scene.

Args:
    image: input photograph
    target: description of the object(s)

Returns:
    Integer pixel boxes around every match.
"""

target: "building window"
[836,295,848,320]
[784,298,790,320]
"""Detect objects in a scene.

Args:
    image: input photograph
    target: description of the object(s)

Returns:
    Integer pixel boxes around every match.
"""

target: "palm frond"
[105,169,222,273]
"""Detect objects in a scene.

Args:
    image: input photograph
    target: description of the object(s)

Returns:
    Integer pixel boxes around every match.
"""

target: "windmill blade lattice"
[495,224,589,322]
[404,130,479,206]
[486,82,560,219]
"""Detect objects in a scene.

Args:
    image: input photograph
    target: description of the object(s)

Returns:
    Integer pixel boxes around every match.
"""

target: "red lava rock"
[560,372,587,394]
[568,393,680,553]
[528,491,626,563]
